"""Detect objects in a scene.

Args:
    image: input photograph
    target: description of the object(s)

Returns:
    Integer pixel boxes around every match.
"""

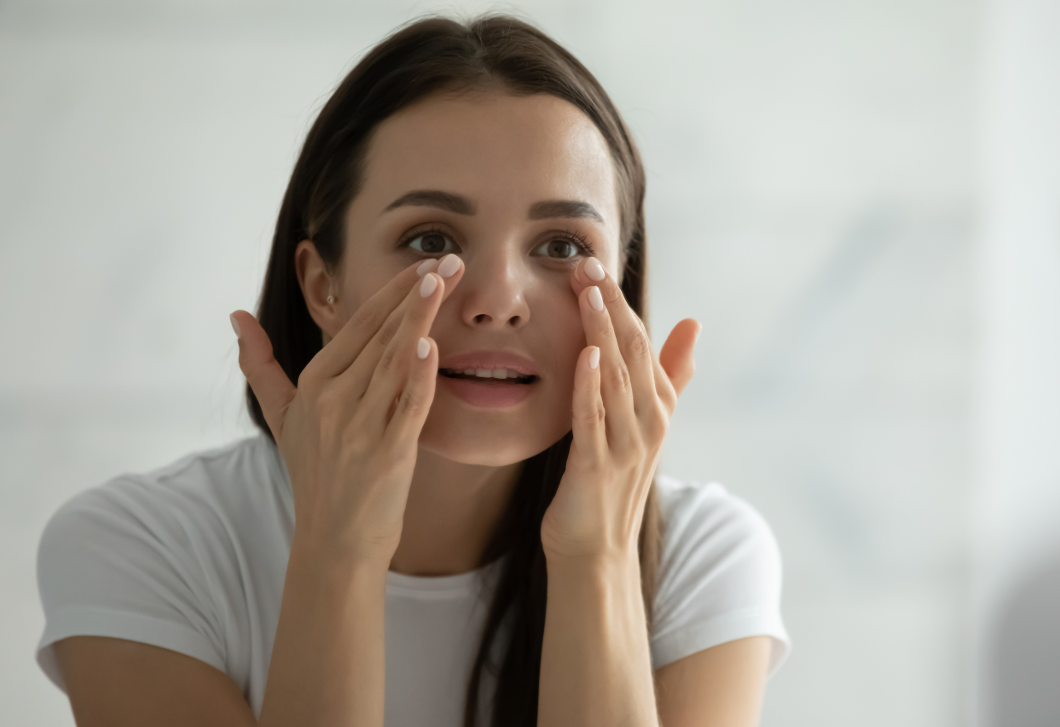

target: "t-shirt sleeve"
[650,478,791,677]
[35,480,228,692]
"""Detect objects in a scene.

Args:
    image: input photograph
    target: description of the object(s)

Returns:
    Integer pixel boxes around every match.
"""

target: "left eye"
[533,239,582,259]
[407,231,456,255]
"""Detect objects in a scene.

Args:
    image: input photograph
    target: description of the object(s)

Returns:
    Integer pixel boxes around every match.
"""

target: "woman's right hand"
[230,255,464,566]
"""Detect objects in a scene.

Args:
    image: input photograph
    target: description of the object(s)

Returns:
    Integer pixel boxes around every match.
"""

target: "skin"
[54,92,772,726]
[310,92,619,576]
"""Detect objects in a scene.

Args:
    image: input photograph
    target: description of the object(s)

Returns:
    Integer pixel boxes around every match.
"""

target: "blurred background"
[2,0,1058,724]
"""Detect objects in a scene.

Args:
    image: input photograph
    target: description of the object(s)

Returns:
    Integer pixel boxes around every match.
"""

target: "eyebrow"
[384,190,476,215]
[528,199,604,223]
[384,189,604,224]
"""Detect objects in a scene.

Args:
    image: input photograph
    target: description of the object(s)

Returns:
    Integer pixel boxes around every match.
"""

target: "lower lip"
[439,374,536,408]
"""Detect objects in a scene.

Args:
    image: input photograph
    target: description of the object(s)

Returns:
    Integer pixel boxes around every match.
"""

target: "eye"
[532,233,594,260]
[405,230,456,255]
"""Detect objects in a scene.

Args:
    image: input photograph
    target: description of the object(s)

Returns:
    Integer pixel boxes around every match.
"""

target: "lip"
[436,349,539,409]
[437,350,539,377]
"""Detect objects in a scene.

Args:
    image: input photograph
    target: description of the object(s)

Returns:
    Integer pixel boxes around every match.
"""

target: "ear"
[294,240,342,342]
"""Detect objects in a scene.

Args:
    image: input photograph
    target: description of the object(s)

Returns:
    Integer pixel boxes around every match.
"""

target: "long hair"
[244,15,661,727]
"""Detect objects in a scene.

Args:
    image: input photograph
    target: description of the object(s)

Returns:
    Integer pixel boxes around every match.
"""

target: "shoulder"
[654,474,780,577]
[650,473,790,676]
[41,434,290,549]
[36,435,291,691]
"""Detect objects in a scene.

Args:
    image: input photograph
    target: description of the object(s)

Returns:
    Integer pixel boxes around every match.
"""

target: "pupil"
[421,234,446,253]
[551,241,573,258]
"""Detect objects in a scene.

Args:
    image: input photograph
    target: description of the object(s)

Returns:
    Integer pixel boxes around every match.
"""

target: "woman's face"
[339,91,622,466]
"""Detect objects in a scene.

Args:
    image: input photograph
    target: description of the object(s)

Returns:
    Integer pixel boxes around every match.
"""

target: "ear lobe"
[295,239,341,335]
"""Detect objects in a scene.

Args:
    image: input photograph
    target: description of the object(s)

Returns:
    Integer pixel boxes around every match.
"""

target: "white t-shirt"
[35,434,790,724]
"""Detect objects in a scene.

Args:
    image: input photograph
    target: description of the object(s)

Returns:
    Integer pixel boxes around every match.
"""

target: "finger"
[358,271,447,425]
[339,257,464,404]
[231,310,296,440]
[341,255,463,402]
[381,336,439,450]
[572,257,658,421]
[659,318,700,398]
[578,283,639,451]
[307,254,462,382]
[569,345,607,466]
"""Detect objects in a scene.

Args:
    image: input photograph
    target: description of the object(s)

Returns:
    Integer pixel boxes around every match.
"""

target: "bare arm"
[256,545,388,727]
[539,553,659,727]
[654,636,771,727]
[537,258,771,724]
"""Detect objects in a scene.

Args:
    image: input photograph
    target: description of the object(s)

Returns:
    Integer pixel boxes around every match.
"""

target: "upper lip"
[438,350,539,377]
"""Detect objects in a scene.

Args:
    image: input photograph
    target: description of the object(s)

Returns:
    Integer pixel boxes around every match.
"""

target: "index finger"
[571,257,658,417]
[306,255,461,381]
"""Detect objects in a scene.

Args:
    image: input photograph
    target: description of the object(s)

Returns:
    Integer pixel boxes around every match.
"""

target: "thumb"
[230,311,296,440]
[659,318,700,397]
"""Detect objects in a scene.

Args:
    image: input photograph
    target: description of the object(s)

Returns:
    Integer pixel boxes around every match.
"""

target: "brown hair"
[245,14,661,727]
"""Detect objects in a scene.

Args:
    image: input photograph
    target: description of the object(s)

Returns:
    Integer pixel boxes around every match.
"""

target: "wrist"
[544,547,641,584]
[289,533,393,582]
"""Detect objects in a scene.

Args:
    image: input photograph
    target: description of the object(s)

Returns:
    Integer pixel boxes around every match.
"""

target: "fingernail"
[585,258,606,281]
[588,286,604,311]
[417,259,437,275]
[420,273,438,297]
[417,337,430,359]
[437,254,461,278]
[229,314,241,339]
[589,347,600,370]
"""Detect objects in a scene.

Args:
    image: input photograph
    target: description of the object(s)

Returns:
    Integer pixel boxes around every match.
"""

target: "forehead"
[358,91,620,237]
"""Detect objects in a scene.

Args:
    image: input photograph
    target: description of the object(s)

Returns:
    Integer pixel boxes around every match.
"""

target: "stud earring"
[327,295,335,304]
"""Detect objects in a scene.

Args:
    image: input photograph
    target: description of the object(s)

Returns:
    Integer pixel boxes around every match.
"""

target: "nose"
[455,247,532,331]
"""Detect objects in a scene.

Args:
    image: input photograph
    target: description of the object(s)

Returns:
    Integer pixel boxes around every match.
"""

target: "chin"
[418,410,568,466]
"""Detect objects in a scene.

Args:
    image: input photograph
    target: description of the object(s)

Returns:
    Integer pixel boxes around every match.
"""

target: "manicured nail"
[588,286,604,311]
[417,337,431,359]
[229,314,241,339]
[417,259,437,275]
[585,258,606,281]
[589,346,600,370]
[420,273,438,297]
[437,254,461,278]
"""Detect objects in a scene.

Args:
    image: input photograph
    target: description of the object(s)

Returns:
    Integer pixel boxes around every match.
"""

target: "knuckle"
[396,385,430,419]
[606,363,633,396]
[375,317,400,351]
[576,400,607,429]
[377,344,402,376]
[626,327,652,361]
[351,298,382,332]
[601,278,625,305]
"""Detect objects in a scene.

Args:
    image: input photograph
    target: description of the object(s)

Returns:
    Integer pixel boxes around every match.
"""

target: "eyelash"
[399,226,597,259]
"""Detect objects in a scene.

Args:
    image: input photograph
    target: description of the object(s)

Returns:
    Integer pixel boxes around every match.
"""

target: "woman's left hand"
[541,256,701,561]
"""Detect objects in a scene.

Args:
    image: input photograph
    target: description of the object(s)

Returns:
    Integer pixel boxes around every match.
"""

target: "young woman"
[36,15,789,727]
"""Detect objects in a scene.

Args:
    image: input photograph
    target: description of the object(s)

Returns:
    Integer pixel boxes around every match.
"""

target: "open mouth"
[439,368,537,384]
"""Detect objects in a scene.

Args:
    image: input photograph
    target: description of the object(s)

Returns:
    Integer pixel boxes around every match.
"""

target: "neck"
[389,447,522,577]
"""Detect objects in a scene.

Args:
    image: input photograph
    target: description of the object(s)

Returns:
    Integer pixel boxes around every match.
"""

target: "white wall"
[1,1,981,725]
[974,0,1060,724]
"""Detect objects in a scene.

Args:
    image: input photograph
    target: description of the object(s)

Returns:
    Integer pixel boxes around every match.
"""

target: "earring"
[327,295,335,304]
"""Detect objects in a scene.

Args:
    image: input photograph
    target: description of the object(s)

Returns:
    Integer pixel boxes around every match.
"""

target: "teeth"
[443,368,532,380]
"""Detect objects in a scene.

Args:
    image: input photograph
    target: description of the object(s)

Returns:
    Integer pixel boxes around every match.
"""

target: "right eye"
[405,230,456,255]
